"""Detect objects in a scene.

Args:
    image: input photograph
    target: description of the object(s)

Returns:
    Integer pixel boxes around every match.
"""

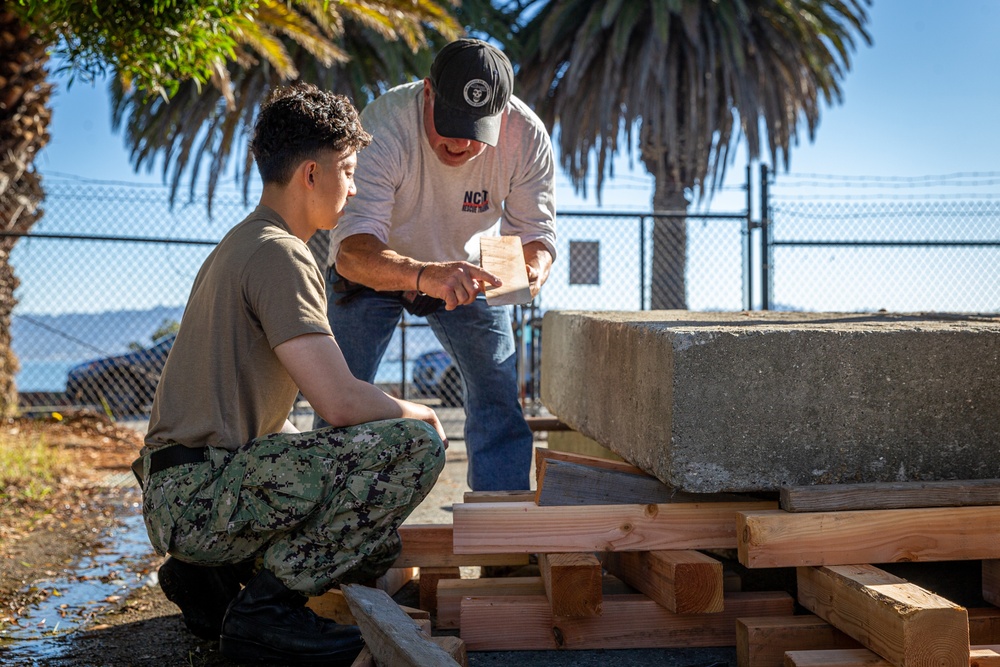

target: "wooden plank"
[739,507,1000,568]
[430,636,468,667]
[309,589,431,625]
[534,446,645,483]
[537,458,684,505]
[984,560,1000,608]
[781,479,1000,513]
[350,630,468,667]
[735,615,861,667]
[436,577,544,630]
[782,649,892,666]
[419,566,460,616]
[797,564,969,667]
[603,550,723,614]
[394,524,530,568]
[971,607,1000,645]
[525,416,571,431]
[377,566,416,596]
[307,588,355,624]
[784,647,1000,667]
[453,500,777,554]
[971,647,1000,667]
[460,591,794,651]
[350,646,377,667]
[537,457,758,506]
[463,490,536,503]
[341,584,460,667]
[480,235,531,306]
[538,553,603,617]
[436,575,636,631]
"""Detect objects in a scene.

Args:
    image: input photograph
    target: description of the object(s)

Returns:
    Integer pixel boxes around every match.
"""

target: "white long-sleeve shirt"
[328,81,557,266]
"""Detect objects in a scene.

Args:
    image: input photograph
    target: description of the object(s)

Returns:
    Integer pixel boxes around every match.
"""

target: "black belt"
[131,445,209,487]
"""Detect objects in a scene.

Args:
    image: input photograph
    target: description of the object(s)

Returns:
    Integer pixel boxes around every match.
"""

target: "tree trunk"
[642,138,691,311]
[0,9,52,416]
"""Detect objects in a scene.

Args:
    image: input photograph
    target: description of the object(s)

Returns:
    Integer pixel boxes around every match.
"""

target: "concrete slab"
[540,311,1000,493]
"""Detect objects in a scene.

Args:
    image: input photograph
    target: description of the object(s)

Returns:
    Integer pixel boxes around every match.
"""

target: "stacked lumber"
[736,479,1000,666]
[313,446,1000,665]
[447,447,795,650]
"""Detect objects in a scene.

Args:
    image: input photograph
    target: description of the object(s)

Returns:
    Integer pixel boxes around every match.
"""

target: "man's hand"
[418,261,502,310]
[523,241,553,299]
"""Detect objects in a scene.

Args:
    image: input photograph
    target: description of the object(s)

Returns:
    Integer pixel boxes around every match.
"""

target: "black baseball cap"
[429,39,513,147]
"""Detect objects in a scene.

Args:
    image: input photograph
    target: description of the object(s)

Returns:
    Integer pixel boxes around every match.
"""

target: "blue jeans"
[316,271,533,491]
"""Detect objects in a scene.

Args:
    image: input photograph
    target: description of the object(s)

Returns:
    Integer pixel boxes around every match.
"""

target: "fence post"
[399,318,408,399]
[745,164,754,311]
[759,164,771,310]
[639,215,647,310]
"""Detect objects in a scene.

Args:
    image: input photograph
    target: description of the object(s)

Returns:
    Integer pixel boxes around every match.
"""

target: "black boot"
[158,557,245,641]
[219,569,365,666]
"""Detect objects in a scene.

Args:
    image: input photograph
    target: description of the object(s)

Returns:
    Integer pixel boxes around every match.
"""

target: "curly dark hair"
[251,83,372,185]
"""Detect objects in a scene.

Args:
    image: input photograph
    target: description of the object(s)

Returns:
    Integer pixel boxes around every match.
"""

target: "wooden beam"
[436,575,636,631]
[538,553,603,617]
[525,416,571,431]
[394,524,530,568]
[534,446,645,483]
[971,647,1000,667]
[984,560,1000,608]
[377,566,417,596]
[350,632,468,667]
[782,649,892,666]
[453,500,776,554]
[341,584,460,667]
[536,457,675,505]
[460,591,793,651]
[781,479,1000,513]
[739,507,1000,568]
[436,577,545,630]
[796,564,969,667]
[735,615,861,667]
[536,457,759,507]
[971,607,1000,645]
[602,550,723,614]
[462,490,536,503]
[419,566,460,616]
[784,647,1000,667]
[307,588,354,624]
[309,590,430,626]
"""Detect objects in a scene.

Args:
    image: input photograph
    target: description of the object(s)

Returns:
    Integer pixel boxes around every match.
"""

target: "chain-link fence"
[12,174,999,426]
[767,200,1000,312]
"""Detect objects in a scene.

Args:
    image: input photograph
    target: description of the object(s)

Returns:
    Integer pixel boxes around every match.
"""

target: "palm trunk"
[0,8,52,416]
[642,136,691,311]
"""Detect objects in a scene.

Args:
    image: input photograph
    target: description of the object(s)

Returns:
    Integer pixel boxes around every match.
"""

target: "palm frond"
[516,0,871,203]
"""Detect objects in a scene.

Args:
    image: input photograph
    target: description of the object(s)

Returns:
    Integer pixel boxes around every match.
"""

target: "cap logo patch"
[463,79,492,108]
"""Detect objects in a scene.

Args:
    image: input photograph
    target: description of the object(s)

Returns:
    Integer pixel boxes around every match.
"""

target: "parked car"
[412,349,464,407]
[412,339,540,408]
[65,333,176,418]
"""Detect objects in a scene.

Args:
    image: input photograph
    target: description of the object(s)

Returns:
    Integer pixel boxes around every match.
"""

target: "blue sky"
[34,0,1000,210]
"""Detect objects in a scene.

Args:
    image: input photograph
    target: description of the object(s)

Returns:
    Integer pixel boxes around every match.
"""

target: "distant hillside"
[13,306,185,362]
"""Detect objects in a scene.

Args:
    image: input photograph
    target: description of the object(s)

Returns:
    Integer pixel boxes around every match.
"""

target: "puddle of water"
[0,495,159,663]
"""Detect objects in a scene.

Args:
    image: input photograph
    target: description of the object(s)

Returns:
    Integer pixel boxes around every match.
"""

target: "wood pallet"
[310,445,1000,666]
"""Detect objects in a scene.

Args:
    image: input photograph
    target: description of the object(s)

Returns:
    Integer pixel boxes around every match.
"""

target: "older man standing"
[317,39,556,492]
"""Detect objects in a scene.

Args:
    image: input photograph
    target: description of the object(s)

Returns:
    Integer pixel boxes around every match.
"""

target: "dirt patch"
[0,413,228,666]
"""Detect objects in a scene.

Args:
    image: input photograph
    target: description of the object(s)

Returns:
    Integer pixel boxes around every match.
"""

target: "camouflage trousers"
[140,418,445,596]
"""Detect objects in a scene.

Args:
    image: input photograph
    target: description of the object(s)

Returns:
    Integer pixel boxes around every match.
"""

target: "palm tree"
[0,8,51,414]
[110,0,518,208]
[0,0,464,416]
[515,0,871,309]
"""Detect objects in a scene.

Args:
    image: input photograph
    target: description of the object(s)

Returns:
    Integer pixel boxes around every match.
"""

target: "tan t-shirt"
[144,206,331,451]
